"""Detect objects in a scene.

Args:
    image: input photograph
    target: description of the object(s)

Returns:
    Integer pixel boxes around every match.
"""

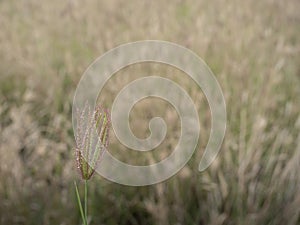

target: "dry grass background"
[0,0,299,224]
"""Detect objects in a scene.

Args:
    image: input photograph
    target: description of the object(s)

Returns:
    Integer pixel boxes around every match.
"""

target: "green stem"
[85,180,88,224]
[74,181,87,225]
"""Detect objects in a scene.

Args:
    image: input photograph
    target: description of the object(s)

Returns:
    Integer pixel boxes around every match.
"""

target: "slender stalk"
[84,180,88,224]
[74,181,87,225]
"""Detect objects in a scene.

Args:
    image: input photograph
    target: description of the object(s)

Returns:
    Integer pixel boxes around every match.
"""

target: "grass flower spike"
[75,103,110,180]
[74,103,110,225]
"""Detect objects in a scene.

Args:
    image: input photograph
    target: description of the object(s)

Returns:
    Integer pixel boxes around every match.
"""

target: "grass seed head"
[75,103,111,180]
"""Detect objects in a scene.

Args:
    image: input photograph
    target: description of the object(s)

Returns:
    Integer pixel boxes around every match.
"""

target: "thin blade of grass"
[74,181,87,225]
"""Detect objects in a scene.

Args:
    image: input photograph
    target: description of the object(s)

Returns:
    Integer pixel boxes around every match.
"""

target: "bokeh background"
[0,0,299,224]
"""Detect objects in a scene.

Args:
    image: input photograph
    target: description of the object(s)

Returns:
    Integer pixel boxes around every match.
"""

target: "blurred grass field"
[0,0,299,224]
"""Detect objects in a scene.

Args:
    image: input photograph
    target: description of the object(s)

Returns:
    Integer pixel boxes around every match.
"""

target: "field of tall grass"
[0,0,299,224]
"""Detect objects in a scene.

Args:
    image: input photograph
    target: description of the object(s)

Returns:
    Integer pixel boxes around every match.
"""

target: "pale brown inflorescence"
[75,103,110,180]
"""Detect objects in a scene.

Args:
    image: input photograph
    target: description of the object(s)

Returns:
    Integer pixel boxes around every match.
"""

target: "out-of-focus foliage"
[0,0,299,224]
